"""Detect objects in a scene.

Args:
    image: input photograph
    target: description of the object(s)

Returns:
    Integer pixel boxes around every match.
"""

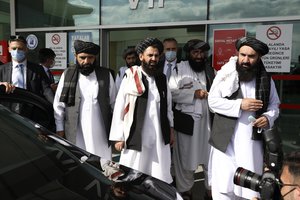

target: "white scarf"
[213,56,239,97]
[122,65,146,147]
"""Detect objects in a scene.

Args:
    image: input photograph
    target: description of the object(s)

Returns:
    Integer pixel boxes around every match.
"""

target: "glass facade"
[0,0,10,40]
[16,0,99,28]
[1,0,300,152]
[101,0,208,25]
[209,0,300,20]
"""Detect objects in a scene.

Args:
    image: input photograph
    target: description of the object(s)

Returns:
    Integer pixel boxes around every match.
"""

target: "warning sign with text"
[46,33,67,70]
[256,24,293,73]
[213,29,246,71]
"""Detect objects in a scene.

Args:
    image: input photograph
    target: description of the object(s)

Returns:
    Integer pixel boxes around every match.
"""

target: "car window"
[0,86,55,131]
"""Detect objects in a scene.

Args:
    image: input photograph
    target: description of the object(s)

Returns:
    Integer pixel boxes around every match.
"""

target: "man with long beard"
[208,37,280,199]
[168,39,215,199]
[109,37,175,184]
[53,40,116,161]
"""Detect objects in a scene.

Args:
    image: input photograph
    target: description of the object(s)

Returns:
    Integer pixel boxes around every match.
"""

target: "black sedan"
[0,85,182,200]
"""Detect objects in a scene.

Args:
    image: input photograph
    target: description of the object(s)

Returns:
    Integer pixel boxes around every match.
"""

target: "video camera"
[233,127,283,200]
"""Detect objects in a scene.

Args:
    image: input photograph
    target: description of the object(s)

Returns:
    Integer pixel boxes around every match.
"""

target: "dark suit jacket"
[40,65,55,85]
[0,61,54,103]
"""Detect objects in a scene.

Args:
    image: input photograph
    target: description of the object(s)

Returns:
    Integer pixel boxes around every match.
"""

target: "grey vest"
[64,67,111,145]
[209,89,243,153]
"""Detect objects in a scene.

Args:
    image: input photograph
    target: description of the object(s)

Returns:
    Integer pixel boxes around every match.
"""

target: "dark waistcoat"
[64,67,111,145]
[209,79,271,153]
[126,74,170,151]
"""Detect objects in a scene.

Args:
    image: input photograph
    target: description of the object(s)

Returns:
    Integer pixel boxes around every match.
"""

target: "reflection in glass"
[101,0,207,25]
[209,0,300,20]
[16,0,99,28]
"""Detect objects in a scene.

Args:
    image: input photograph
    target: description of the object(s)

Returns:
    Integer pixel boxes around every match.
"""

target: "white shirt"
[12,60,27,89]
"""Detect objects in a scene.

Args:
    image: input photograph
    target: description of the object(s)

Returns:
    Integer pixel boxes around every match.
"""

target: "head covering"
[183,39,210,52]
[135,37,163,55]
[122,47,138,59]
[74,40,100,55]
[235,37,269,56]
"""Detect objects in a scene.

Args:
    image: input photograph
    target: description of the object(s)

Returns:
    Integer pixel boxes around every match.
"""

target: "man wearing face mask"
[0,35,54,103]
[168,39,215,199]
[53,40,117,161]
[38,48,57,94]
[159,38,180,81]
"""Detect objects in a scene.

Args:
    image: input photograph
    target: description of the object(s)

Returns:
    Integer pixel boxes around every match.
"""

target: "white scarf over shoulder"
[212,56,239,97]
[122,65,146,146]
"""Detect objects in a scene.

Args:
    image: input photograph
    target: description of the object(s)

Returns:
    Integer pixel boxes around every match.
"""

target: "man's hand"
[241,98,263,111]
[56,130,65,138]
[194,89,208,99]
[115,141,125,152]
[253,115,269,129]
[50,83,58,93]
[0,82,15,93]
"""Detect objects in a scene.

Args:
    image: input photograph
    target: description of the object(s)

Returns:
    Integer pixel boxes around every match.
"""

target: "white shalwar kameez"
[109,68,174,184]
[208,62,280,199]
[168,61,212,192]
[54,71,116,161]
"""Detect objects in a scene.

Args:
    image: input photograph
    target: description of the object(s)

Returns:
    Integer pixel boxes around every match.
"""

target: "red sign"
[0,40,10,64]
[213,29,246,71]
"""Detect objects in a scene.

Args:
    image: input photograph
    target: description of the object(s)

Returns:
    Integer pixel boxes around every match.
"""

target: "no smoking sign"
[52,34,61,45]
[266,26,281,40]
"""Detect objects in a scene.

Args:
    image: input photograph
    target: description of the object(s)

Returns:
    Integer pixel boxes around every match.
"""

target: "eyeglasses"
[278,179,300,198]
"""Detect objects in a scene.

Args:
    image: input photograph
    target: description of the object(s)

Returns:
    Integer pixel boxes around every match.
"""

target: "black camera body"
[233,127,283,200]
[234,167,280,200]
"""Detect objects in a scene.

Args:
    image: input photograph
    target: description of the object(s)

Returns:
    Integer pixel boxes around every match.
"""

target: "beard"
[126,61,137,67]
[236,60,260,82]
[77,61,96,76]
[141,60,161,77]
[188,59,206,72]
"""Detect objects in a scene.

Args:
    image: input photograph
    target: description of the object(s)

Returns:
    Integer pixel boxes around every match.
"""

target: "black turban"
[135,37,163,55]
[74,40,100,55]
[183,39,210,52]
[122,47,137,59]
[235,37,269,56]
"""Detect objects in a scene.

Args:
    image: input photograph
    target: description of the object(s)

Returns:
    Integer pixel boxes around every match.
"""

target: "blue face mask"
[165,50,177,62]
[10,49,26,62]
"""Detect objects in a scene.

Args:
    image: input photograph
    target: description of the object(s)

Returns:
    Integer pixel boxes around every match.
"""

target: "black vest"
[126,74,170,151]
[64,67,112,145]
[209,77,271,153]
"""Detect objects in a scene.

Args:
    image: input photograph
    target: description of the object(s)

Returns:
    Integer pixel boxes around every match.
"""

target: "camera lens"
[234,167,261,192]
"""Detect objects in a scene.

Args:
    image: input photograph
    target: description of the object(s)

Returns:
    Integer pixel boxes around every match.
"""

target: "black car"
[0,85,182,200]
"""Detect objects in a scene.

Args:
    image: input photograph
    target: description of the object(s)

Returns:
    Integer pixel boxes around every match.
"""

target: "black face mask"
[188,59,206,72]
[141,60,161,77]
[236,60,260,82]
[77,61,96,76]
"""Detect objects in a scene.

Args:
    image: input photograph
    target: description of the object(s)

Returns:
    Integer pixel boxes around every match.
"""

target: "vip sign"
[129,0,164,9]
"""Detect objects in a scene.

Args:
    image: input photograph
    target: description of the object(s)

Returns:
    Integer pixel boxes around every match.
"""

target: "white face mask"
[165,50,177,62]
